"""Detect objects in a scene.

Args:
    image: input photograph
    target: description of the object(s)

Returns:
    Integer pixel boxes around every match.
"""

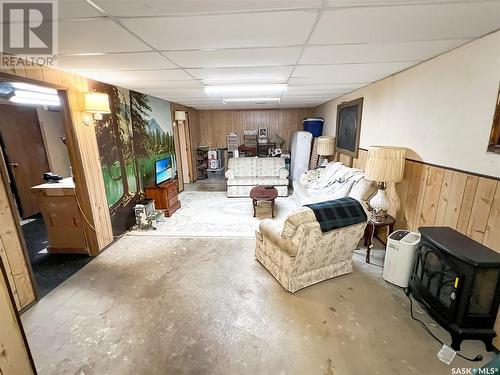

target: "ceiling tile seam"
[70,59,422,75]
[83,0,205,88]
[283,0,329,100]
[64,0,497,22]
[56,38,473,57]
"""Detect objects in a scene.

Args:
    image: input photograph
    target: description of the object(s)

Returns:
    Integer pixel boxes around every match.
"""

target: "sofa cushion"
[348,178,377,203]
[256,158,286,177]
[227,158,257,177]
[226,176,288,186]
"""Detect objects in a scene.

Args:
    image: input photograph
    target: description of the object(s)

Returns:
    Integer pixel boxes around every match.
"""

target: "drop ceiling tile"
[300,39,470,65]
[327,0,488,5]
[58,52,176,71]
[59,19,151,54]
[121,11,317,50]
[292,61,416,84]
[76,69,192,84]
[310,2,500,44]
[186,66,293,83]
[95,0,322,16]
[287,83,366,91]
[163,47,302,68]
[59,0,105,19]
[125,80,203,90]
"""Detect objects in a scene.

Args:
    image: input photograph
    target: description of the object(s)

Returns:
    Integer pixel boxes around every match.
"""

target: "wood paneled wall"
[198,109,314,149]
[0,258,35,374]
[0,58,114,309]
[351,149,500,346]
[351,149,499,252]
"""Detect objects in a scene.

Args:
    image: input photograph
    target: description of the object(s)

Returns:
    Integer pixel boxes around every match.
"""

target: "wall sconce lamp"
[83,92,111,126]
[174,110,186,122]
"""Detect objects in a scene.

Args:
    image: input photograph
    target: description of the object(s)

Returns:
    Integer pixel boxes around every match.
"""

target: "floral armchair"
[255,204,369,293]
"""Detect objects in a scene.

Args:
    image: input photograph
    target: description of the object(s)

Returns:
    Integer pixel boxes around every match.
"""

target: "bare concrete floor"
[22,236,493,375]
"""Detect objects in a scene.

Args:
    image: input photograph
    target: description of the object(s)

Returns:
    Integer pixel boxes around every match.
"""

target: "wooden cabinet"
[144,180,181,217]
[32,178,88,254]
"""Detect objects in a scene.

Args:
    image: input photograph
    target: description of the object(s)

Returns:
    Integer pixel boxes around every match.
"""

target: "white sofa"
[225,157,289,197]
[292,162,376,206]
[256,202,369,293]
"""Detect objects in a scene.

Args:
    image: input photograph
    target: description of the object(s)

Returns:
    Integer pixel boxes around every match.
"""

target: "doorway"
[176,112,193,184]
[0,102,92,299]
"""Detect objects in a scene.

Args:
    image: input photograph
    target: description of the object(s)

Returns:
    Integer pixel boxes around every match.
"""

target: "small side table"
[363,215,395,263]
[250,186,278,218]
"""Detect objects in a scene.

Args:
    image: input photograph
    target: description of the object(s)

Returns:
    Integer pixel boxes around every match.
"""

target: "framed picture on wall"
[336,97,363,158]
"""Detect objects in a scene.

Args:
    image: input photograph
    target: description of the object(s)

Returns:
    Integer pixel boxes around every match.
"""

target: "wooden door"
[0,105,50,218]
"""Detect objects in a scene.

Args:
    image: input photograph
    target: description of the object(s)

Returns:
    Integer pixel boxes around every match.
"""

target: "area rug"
[129,191,298,237]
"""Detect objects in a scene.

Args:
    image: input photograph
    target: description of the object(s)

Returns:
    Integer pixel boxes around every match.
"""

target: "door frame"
[0,72,102,306]
[177,114,193,183]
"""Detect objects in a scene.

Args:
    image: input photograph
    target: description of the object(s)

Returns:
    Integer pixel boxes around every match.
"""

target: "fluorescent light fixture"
[11,82,58,95]
[205,84,287,95]
[7,82,60,106]
[222,97,280,104]
[10,96,60,106]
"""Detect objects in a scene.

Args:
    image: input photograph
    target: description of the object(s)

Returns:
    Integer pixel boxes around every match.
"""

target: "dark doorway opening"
[0,97,93,299]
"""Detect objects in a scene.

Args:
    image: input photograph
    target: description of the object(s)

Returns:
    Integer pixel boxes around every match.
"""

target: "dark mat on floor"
[21,214,94,299]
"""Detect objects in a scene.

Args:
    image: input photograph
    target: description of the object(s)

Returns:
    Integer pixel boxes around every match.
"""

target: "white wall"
[315,31,500,178]
[36,108,72,177]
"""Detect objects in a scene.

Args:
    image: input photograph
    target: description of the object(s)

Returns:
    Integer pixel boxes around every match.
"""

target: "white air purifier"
[383,230,421,287]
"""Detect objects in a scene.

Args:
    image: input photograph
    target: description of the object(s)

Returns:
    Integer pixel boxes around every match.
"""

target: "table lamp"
[364,146,406,223]
[317,136,336,167]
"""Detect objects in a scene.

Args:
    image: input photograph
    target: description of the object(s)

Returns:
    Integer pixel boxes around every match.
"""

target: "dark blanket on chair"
[305,197,367,233]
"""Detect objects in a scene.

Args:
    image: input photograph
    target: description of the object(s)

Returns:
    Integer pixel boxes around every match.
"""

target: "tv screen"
[155,157,173,185]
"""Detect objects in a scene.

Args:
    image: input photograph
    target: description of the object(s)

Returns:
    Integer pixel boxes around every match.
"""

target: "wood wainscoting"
[348,148,500,346]
[199,109,315,149]
[349,149,499,253]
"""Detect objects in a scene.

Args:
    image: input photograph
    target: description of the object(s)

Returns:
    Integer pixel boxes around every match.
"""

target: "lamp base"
[369,182,390,223]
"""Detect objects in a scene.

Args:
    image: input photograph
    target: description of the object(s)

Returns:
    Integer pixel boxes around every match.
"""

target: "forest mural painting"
[91,80,175,235]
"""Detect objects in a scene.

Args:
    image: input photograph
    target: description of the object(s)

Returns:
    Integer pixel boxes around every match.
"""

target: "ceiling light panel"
[163,47,302,69]
[59,19,152,54]
[58,52,176,71]
[120,11,317,50]
[310,2,500,45]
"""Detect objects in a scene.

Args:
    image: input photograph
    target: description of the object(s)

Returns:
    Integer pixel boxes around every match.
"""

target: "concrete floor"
[22,236,493,375]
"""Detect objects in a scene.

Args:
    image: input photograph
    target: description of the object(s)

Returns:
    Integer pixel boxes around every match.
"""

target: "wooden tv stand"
[144,179,180,217]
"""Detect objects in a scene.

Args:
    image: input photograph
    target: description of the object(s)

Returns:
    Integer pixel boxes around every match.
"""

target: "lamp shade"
[316,136,336,156]
[84,92,110,113]
[175,111,186,121]
[364,146,406,182]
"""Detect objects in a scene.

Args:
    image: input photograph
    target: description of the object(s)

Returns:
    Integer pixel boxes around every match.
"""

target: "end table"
[363,215,395,263]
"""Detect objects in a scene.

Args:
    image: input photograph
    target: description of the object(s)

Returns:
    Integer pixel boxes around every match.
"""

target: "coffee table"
[250,186,278,218]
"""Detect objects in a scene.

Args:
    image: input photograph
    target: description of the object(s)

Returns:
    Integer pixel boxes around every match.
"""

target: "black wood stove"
[408,227,500,351]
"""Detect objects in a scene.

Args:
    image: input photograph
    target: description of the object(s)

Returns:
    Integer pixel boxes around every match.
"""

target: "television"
[155,157,173,185]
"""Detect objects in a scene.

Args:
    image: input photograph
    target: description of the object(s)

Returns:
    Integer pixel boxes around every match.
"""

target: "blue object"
[302,117,324,137]
[155,156,173,185]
